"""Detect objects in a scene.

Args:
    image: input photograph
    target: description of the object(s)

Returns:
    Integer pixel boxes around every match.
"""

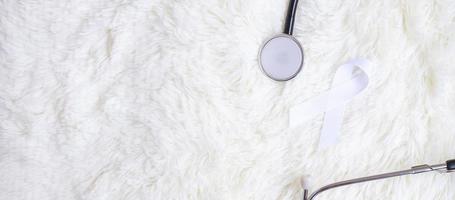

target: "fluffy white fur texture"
[1,0,455,199]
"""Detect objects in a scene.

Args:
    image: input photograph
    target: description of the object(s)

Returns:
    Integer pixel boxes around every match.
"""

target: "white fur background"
[1,0,455,199]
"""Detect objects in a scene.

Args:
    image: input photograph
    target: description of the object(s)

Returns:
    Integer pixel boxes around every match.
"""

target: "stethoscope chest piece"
[259,34,304,81]
[259,0,303,81]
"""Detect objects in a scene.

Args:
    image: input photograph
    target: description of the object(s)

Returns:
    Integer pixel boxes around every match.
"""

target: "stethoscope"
[259,0,303,81]
[257,0,455,199]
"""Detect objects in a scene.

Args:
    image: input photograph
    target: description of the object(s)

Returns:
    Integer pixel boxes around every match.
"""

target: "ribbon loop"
[289,58,372,149]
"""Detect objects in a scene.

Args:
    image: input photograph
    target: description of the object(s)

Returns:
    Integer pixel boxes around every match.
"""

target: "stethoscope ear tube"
[284,0,299,35]
[303,159,455,200]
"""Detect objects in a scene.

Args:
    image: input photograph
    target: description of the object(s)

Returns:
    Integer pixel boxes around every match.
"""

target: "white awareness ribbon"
[289,58,372,150]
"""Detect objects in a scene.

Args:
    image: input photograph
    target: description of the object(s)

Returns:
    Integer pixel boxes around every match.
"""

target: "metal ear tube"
[303,159,455,200]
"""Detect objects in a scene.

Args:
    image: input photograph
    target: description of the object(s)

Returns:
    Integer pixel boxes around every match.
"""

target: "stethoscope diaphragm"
[259,34,304,81]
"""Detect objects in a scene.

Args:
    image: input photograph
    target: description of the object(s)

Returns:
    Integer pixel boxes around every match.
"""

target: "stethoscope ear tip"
[447,159,455,171]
